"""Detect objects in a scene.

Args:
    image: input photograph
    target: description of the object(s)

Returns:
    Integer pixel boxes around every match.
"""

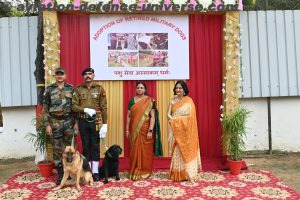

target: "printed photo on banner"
[139,51,168,67]
[108,52,138,67]
[90,15,189,80]
[108,33,138,50]
[108,33,168,68]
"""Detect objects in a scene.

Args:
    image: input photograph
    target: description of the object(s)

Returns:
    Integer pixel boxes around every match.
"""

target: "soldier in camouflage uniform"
[72,67,108,181]
[0,102,3,133]
[43,67,76,185]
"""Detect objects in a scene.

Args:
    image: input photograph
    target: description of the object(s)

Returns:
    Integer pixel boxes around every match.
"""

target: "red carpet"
[0,170,299,199]
[118,157,248,171]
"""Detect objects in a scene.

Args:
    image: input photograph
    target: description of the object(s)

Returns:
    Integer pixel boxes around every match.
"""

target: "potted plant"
[26,115,54,177]
[221,106,250,175]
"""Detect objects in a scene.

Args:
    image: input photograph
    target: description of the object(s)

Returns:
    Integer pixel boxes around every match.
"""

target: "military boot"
[56,162,64,185]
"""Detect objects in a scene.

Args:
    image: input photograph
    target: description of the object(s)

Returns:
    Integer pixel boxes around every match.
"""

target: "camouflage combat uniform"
[43,83,75,166]
[72,82,107,161]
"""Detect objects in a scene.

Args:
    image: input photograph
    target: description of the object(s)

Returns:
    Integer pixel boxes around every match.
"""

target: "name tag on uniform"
[91,93,99,98]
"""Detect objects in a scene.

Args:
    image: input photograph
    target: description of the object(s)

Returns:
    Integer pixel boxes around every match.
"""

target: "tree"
[0,0,39,17]
[34,10,45,105]
[243,0,300,10]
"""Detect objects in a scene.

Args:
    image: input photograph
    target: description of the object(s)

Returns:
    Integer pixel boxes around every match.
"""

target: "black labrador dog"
[98,144,122,184]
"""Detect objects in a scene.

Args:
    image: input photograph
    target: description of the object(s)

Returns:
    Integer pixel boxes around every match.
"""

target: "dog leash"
[101,137,109,152]
[71,128,78,147]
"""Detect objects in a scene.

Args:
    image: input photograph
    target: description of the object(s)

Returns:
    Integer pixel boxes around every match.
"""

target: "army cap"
[82,67,94,75]
[55,67,66,74]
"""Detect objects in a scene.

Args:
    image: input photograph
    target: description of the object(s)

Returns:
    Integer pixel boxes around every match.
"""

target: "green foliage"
[0,1,39,17]
[243,0,300,10]
[26,115,51,162]
[221,106,251,161]
[243,0,257,5]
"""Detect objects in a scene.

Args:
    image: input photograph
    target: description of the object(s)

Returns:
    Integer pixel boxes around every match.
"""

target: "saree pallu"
[168,96,201,181]
[129,97,154,180]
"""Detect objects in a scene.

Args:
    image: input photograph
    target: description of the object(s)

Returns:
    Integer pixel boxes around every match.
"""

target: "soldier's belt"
[78,113,97,123]
[78,113,91,119]
[78,113,102,127]
[50,114,72,120]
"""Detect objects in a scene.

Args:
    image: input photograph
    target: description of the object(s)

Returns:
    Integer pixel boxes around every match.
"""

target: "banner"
[90,15,189,80]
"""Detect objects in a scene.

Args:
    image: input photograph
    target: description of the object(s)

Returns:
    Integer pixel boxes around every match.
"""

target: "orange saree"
[129,96,154,180]
[168,96,201,181]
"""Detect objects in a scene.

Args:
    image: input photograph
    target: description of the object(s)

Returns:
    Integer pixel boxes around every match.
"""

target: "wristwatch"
[148,129,153,132]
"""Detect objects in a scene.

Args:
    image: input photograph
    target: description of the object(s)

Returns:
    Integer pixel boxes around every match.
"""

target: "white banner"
[90,15,189,80]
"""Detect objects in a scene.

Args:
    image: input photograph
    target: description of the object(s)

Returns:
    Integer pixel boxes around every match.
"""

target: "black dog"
[98,144,122,184]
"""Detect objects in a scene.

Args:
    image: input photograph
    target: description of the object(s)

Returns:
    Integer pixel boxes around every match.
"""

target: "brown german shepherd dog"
[54,146,93,191]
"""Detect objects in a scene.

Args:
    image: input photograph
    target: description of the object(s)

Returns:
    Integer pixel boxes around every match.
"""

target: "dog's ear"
[75,150,80,157]
[62,146,67,159]
[117,147,122,155]
[62,144,66,153]
[74,142,78,150]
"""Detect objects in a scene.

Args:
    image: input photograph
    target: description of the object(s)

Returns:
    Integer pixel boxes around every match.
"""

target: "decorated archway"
[41,1,241,170]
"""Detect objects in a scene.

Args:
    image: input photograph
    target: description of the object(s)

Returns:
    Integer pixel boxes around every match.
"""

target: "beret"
[81,67,94,75]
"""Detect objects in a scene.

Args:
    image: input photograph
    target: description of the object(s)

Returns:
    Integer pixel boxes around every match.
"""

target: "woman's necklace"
[135,95,145,101]
[176,96,183,102]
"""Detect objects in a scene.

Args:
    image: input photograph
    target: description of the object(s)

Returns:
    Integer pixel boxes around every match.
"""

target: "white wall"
[0,106,36,158]
[240,98,269,151]
[271,97,300,151]
[1,98,300,158]
[240,97,300,152]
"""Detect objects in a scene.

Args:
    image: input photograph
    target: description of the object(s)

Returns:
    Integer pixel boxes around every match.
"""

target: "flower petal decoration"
[56,0,70,6]
[121,0,138,6]
[196,0,213,8]
[147,0,164,5]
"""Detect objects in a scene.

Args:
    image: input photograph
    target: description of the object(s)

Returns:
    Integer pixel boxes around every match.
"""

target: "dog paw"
[103,180,109,184]
[115,177,120,181]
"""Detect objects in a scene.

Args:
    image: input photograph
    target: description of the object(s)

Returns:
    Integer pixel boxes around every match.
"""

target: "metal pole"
[267,97,272,154]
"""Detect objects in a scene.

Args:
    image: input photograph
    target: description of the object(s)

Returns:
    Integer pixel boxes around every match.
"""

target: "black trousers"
[78,118,100,161]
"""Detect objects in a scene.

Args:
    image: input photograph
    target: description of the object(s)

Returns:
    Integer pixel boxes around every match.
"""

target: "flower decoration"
[56,0,71,6]
[222,0,236,5]
[121,0,138,6]
[171,0,189,6]
[82,0,112,5]
[147,0,164,5]
[196,0,213,8]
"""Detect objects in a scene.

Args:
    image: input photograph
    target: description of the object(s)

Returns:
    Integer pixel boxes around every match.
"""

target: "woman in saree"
[126,82,158,180]
[167,80,202,182]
